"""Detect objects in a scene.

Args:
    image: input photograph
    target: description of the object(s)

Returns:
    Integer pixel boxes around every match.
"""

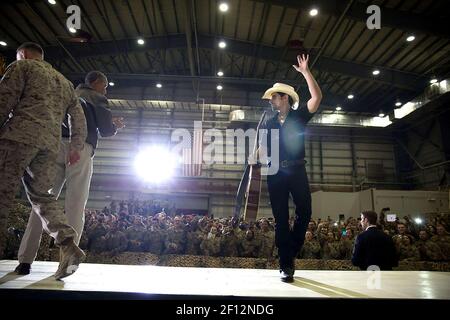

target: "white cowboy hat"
[262,83,300,109]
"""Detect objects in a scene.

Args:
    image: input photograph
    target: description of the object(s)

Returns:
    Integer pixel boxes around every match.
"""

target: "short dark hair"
[85,70,107,85]
[361,211,378,225]
[17,42,43,55]
[276,92,294,106]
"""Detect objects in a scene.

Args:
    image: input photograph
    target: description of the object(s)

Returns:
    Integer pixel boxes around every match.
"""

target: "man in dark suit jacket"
[352,211,398,270]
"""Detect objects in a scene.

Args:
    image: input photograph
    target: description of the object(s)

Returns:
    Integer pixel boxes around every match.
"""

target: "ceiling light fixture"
[219,3,229,12]
[309,8,318,16]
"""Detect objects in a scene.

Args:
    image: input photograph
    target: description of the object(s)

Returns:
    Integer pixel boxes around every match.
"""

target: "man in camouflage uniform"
[339,228,355,260]
[126,216,146,252]
[0,43,87,279]
[239,230,261,258]
[397,235,420,261]
[431,224,450,261]
[220,226,239,257]
[258,219,275,258]
[307,221,317,235]
[299,231,321,259]
[16,70,124,274]
[164,216,187,254]
[392,223,408,243]
[185,220,203,255]
[143,220,165,255]
[317,222,330,247]
[416,230,443,261]
[321,232,341,259]
[200,226,221,256]
[86,213,109,253]
[105,222,128,255]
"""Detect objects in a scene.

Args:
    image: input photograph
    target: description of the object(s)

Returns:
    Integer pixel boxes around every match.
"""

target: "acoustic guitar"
[232,111,267,226]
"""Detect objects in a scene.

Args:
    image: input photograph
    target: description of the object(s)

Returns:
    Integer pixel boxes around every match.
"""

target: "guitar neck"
[250,111,267,160]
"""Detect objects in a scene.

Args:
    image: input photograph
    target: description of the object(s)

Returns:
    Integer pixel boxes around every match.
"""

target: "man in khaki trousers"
[15,71,124,275]
[0,42,87,280]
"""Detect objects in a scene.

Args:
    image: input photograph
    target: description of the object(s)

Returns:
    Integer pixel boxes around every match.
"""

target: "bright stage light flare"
[134,146,177,183]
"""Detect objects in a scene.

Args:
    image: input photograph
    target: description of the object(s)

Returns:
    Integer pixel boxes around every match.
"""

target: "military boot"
[54,239,86,280]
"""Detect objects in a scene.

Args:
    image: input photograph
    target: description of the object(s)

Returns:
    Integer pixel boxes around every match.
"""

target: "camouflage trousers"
[0,139,77,258]
[18,140,93,263]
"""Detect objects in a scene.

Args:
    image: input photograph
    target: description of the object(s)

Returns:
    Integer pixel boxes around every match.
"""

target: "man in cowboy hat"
[261,54,322,282]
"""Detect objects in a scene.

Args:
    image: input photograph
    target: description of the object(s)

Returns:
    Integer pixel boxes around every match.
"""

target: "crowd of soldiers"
[102,199,177,218]
[77,200,450,262]
[81,208,276,258]
[300,214,450,261]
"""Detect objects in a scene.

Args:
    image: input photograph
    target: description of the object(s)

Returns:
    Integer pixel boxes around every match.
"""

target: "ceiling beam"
[6,0,446,38]
[2,34,427,92]
[65,72,343,108]
[254,0,450,39]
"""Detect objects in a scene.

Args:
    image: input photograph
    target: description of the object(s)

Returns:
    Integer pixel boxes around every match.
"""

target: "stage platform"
[0,260,449,300]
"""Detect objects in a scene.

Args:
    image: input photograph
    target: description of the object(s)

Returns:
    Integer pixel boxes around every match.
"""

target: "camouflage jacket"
[0,59,86,153]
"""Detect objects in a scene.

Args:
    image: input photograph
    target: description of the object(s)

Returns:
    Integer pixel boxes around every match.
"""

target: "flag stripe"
[182,129,202,176]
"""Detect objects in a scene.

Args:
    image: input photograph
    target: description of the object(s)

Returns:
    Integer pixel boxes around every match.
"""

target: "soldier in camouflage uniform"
[321,232,341,259]
[185,220,203,255]
[105,222,128,255]
[87,216,109,253]
[339,228,355,260]
[220,226,239,257]
[258,219,275,258]
[239,229,261,258]
[416,230,443,261]
[163,216,187,254]
[200,226,221,256]
[397,235,420,261]
[126,216,146,252]
[16,70,124,273]
[307,221,317,235]
[392,223,408,243]
[431,224,450,261]
[143,220,165,255]
[299,231,321,259]
[0,43,87,279]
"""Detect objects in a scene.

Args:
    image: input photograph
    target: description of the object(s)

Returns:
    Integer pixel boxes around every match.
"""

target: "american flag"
[181,129,203,176]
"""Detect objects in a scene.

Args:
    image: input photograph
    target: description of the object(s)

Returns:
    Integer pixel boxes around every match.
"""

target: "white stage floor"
[0,260,449,299]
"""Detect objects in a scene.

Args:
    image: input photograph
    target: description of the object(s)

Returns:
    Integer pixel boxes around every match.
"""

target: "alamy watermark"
[366,5,381,30]
[65,4,382,32]
[171,121,280,175]
[66,5,81,31]
[366,265,381,289]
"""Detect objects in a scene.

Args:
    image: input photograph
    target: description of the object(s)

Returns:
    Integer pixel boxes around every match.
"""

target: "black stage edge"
[1,288,447,320]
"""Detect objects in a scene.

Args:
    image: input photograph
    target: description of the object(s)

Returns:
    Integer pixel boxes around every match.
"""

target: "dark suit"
[352,226,398,270]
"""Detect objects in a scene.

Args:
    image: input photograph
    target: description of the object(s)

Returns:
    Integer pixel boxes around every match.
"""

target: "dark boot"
[279,257,295,283]
[15,263,31,275]
[280,268,294,283]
